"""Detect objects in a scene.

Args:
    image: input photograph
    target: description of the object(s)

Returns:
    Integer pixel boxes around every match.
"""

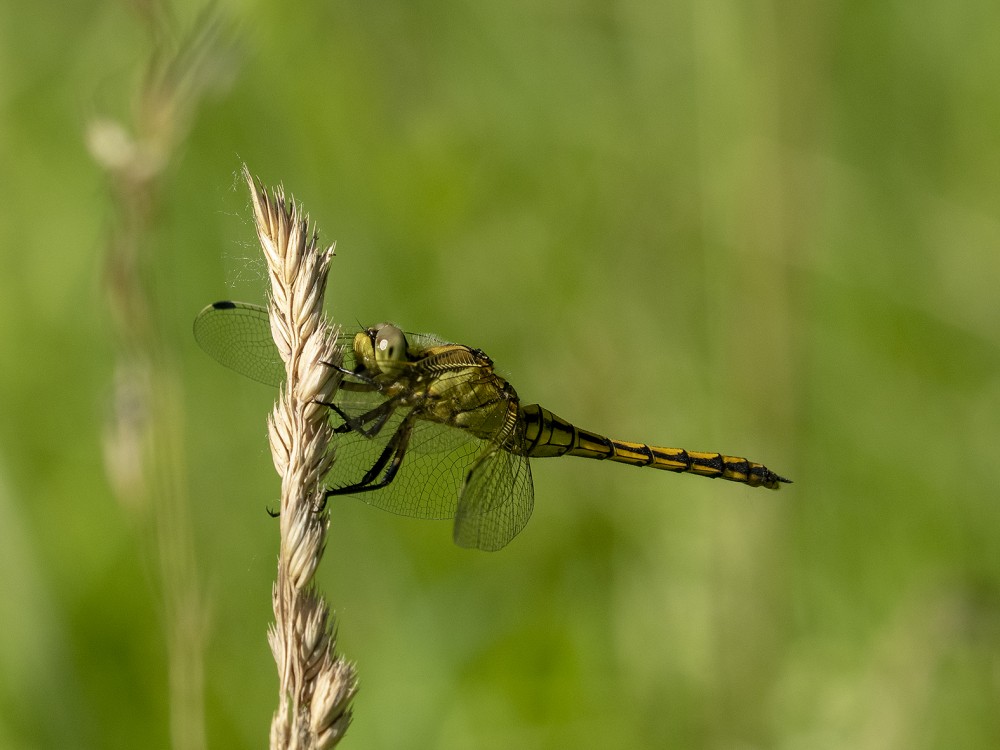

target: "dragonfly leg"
[323,361,381,388]
[274,394,411,515]
[335,402,393,437]
[322,411,416,504]
[321,394,403,437]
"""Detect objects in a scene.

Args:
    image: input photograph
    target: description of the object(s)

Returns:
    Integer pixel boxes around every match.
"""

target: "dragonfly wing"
[453,428,534,552]
[193,301,357,386]
[453,448,534,552]
[194,302,284,385]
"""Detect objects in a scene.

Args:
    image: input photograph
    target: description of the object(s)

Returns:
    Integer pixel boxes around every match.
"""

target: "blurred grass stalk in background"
[87,6,234,750]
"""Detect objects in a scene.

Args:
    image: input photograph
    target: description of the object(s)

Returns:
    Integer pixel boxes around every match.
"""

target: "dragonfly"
[194,301,790,551]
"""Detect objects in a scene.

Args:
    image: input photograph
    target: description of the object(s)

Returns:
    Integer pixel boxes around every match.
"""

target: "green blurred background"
[2,0,998,748]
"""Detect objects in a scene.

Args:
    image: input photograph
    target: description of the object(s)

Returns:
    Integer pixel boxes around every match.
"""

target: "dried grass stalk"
[243,166,357,749]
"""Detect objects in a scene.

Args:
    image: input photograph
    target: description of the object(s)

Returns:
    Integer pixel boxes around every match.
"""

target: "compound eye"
[373,323,407,375]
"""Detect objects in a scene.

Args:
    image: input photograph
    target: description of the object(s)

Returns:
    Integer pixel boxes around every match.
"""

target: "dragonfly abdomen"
[520,404,789,490]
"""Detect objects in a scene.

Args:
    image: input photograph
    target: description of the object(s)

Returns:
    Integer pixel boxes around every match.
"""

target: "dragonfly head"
[357,322,408,377]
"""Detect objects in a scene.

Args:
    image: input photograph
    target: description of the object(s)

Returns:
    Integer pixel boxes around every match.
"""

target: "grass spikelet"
[243,166,357,749]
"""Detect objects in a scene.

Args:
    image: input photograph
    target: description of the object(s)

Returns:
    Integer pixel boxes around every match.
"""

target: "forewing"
[193,301,356,386]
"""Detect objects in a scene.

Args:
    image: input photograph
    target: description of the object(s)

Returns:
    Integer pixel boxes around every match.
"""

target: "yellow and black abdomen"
[519,404,789,490]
